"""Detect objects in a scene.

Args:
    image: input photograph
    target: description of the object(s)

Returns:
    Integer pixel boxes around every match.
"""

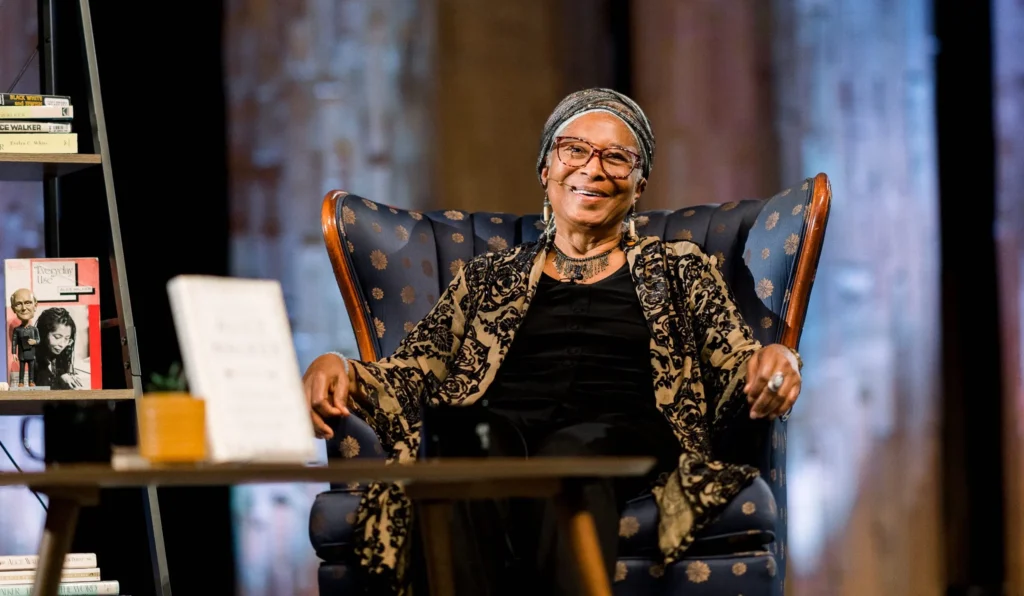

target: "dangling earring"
[628,204,638,239]
[543,194,551,223]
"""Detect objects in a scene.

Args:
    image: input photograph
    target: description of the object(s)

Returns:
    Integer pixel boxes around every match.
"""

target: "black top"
[11,325,38,360]
[482,264,667,440]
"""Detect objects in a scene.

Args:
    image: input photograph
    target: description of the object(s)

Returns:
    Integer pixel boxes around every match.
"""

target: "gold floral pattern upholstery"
[612,550,777,596]
[617,473,778,560]
[310,176,830,596]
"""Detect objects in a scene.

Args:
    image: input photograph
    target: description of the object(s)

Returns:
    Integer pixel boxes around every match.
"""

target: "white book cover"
[0,567,100,584]
[0,554,96,571]
[0,580,117,595]
[167,275,316,463]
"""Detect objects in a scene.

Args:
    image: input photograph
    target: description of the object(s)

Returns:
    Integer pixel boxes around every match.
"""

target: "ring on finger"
[767,371,785,393]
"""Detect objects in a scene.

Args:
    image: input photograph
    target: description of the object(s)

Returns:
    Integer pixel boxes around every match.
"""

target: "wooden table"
[0,456,654,596]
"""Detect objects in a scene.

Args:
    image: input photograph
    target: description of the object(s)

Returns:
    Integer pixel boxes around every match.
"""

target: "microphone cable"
[0,435,49,511]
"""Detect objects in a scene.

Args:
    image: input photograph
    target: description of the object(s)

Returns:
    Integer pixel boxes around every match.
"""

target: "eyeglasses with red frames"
[553,136,642,179]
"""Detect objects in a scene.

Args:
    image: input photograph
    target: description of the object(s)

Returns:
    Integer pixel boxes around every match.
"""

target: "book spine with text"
[0,105,73,119]
[0,133,76,153]
[0,581,117,595]
[0,567,100,585]
[0,94,70,107]
[0,121,72,134]
[0,554,96,571]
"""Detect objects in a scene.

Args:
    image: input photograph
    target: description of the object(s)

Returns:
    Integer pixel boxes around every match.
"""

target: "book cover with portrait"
[4,257,101,390]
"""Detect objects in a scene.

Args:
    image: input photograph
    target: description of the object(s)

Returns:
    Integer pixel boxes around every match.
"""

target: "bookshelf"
[0,1,171,595]
[0,154,102,180]
[0,390,133,416]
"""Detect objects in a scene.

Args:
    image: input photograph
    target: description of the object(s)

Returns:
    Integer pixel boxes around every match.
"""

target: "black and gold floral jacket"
[346,235,763,594]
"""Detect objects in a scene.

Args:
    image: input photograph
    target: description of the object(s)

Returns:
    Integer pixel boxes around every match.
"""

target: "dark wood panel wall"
[631,0,780,210]
[935,0,1006,594]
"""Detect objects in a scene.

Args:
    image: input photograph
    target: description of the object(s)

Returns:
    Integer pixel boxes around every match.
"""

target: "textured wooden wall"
[632,2,943,592]
[631,0,780,209]
[994,0,1024,591]
[225,0,437,369]
[224,2,617,593]
[224,1,438,594]
[435,0,619,216]
[771,1,943,594]
[224,1,947,594]
[435,0,561,215]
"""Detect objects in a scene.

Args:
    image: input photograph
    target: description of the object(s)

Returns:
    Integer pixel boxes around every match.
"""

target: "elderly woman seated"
[303,88,803,596]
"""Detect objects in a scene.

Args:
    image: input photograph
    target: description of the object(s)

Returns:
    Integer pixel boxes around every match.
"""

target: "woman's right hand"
[60,373,83,389]
[302,353,353,440]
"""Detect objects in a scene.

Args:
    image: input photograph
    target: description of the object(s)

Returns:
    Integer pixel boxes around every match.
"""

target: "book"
[0,567,100,584]
[0,580,117,595]
[0,553,97,571]
[0,122,72,134]
[4,258,102,390]
[0,133,77,153]
[0,106,72,120]
[0,94,70,107]
[167,275,317,463]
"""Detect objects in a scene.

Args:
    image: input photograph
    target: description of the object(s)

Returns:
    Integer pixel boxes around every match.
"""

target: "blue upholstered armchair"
[309,174,832,595]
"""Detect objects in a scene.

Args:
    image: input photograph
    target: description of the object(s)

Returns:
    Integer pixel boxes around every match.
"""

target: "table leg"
[31,488,98,596]
[417,501,456,596]
[555,481,612,596]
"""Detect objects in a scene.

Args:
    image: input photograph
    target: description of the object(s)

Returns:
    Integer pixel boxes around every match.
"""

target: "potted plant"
[145,361,188,393]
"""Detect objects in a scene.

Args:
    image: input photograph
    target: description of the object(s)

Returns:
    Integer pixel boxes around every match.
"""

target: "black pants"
[427,408,681,596]
[17,357,36,386]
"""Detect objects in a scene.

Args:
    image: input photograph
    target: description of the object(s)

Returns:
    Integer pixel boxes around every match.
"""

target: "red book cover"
[4,258,101,390]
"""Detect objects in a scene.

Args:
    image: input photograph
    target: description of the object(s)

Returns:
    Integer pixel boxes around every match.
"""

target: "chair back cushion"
[329,177,826,360]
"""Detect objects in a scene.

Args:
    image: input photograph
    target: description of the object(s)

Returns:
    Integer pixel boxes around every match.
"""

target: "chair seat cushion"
[617,475,776,558]
[310,471,777,563]
[309,489,364,561]
[662,551,778,595]
[612,558,662,595]
[612,551,778,596]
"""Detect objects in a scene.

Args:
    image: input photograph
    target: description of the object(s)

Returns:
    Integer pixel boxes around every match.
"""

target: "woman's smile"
[566,184,610,198]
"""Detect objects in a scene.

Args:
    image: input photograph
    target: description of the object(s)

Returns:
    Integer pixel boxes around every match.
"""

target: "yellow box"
[137,392,206,463]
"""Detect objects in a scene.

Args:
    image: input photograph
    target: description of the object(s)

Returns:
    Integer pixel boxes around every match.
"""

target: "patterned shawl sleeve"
[651,244,765,561]
[346,261,480,463]
[681,248,762,430]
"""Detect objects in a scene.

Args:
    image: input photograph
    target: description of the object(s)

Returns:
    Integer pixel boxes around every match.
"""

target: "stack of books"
[0,553,120,595]
[0,93,76,154]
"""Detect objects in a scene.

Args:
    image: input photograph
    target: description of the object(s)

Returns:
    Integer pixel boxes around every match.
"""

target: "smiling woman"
[302,87,806,595]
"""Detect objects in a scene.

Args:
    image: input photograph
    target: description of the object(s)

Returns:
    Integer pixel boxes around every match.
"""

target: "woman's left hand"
[743,344,802,420]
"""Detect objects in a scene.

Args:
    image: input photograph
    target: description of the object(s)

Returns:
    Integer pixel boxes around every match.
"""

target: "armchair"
[309,174,832,595]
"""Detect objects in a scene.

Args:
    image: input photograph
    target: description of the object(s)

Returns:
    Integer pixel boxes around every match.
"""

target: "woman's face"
[540,111,646,236]
[46,324,72,355]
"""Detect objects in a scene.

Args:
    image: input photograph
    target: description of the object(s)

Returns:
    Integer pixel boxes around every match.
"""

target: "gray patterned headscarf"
[536,87,655,183]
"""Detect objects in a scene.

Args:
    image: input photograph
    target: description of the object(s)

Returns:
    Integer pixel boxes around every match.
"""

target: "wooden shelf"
[0,153,102,181]
[0,389,133,415]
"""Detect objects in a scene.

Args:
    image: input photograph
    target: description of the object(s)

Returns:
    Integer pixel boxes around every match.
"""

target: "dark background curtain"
[49,1,233,594]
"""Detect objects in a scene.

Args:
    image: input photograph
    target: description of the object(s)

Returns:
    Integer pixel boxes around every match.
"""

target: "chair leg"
[418,501,456,596]
[555,481,612,596]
